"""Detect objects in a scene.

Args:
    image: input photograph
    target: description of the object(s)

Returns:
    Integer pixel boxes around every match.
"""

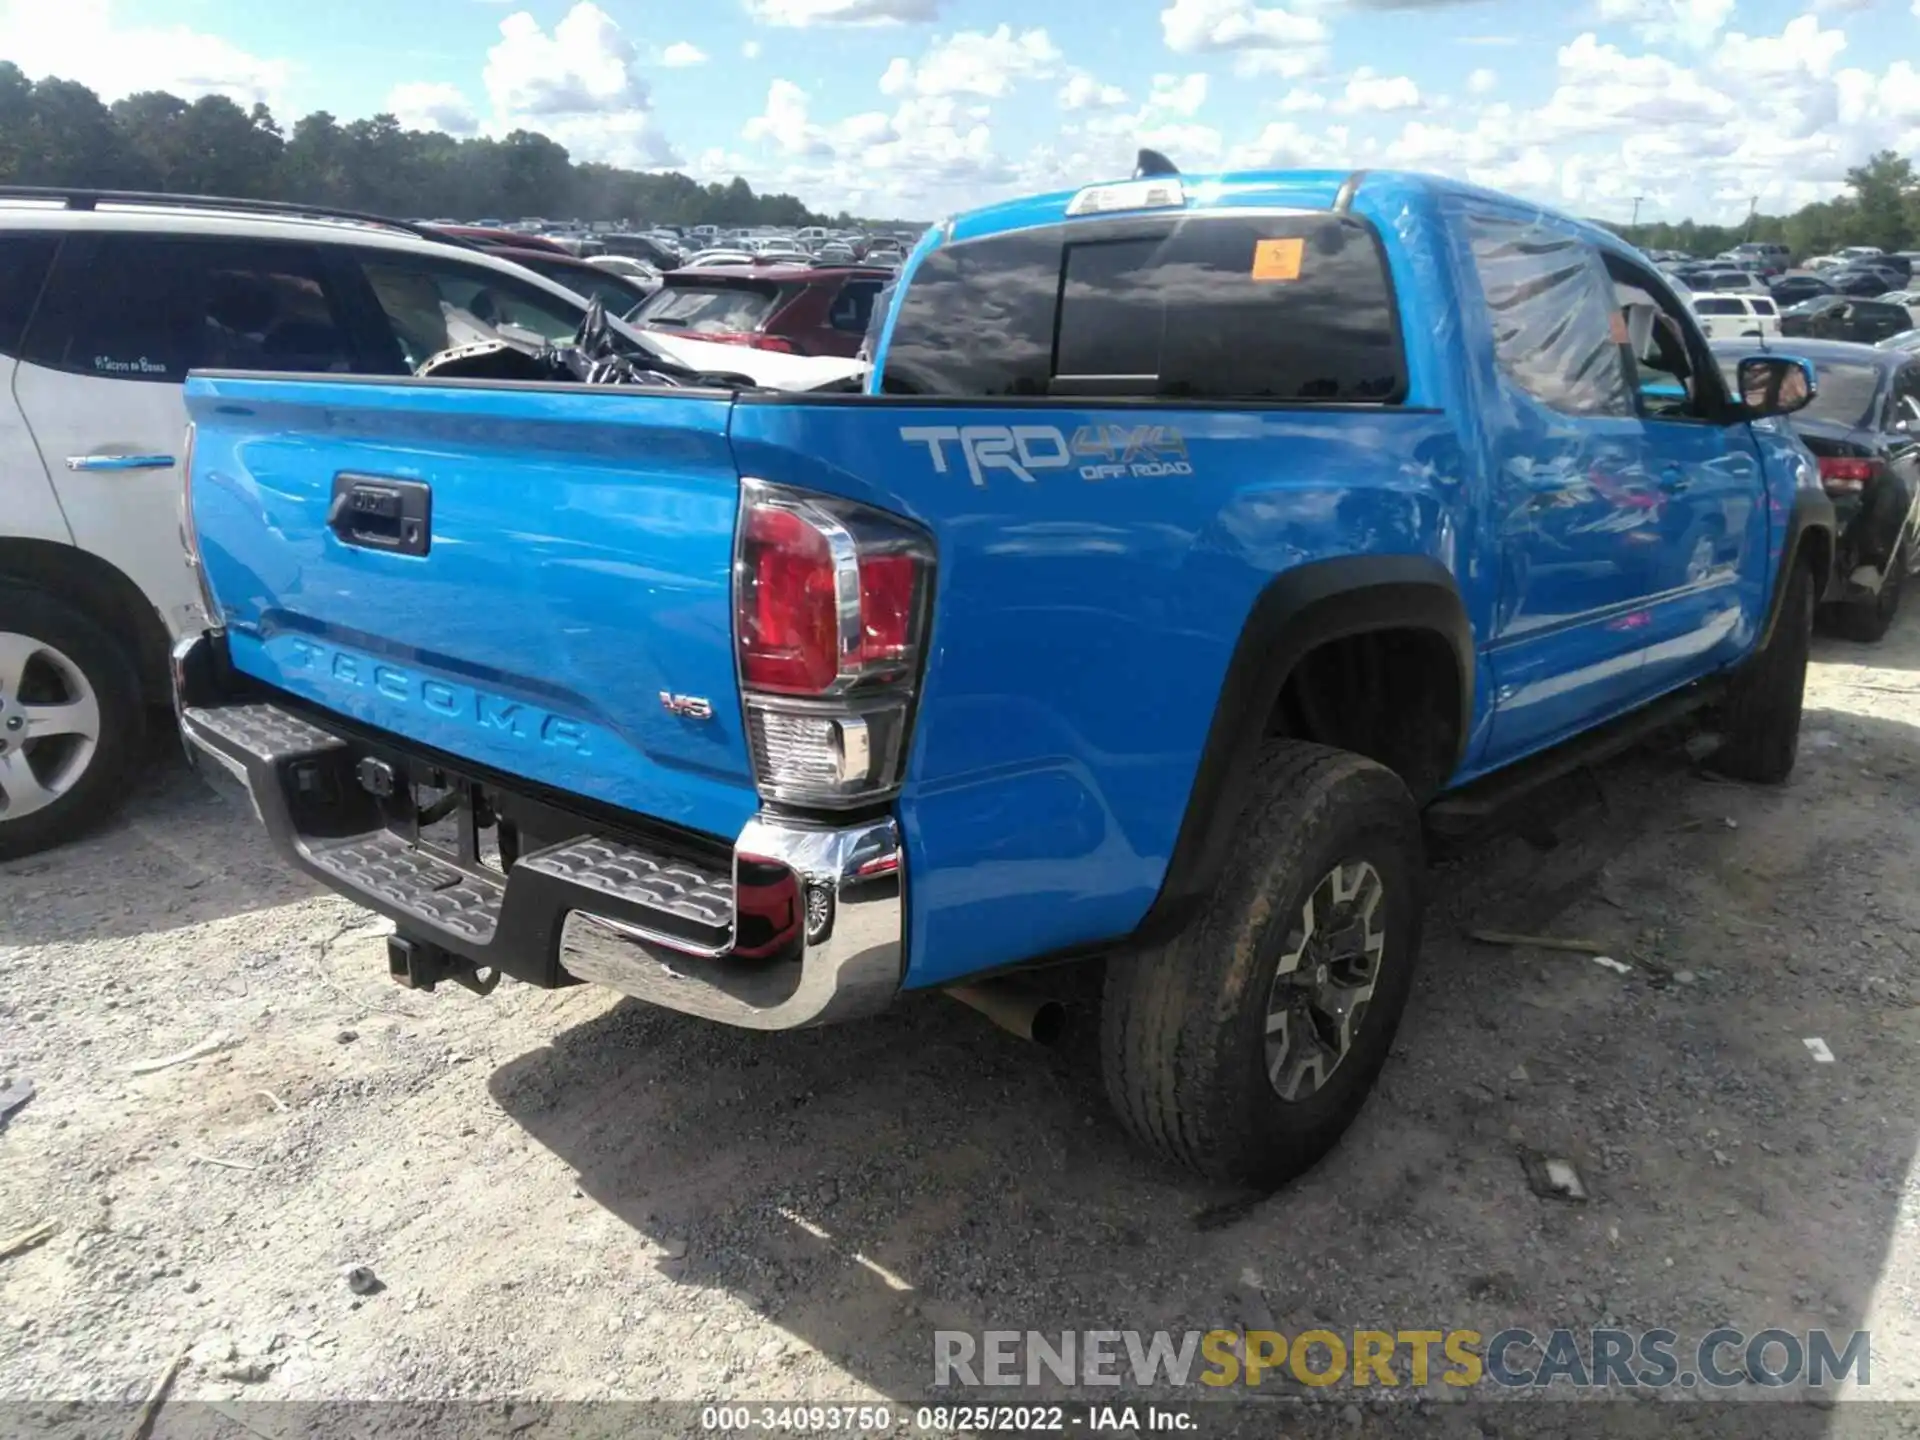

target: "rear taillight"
[734,480,934,808]
[750,334,799,354]
[176,422,224,626]
[1817,456,1883,495]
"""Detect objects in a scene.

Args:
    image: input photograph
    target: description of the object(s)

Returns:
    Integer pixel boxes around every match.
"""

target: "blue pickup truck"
[173,166,1835,1188]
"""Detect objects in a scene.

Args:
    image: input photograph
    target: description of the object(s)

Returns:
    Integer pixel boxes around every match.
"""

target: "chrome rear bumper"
[173,633,904,1030]
[558,815,904,1029]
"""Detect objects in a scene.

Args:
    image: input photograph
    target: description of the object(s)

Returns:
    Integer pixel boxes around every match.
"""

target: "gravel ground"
[4,616,1920,1437]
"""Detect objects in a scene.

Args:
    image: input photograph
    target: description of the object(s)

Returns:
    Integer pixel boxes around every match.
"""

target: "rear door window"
[880,213,1407,403]
[633,281,783,336]
[1463,212,1631,418]
[1694,298,1743,316]
[21,234,357,381]
[0,234,57,358]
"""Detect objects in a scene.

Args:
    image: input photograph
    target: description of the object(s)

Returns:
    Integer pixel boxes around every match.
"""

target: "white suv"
[1689,293,1782,341]
[0,188,858,857]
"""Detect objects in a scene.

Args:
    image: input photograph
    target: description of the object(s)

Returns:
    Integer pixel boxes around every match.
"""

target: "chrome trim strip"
[559,813,904,1030]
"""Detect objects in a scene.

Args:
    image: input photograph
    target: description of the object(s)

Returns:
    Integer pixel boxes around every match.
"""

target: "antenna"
[1134,148,1179,179]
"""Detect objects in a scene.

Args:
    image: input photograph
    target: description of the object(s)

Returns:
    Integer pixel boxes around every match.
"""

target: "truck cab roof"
[942,167,1629,258]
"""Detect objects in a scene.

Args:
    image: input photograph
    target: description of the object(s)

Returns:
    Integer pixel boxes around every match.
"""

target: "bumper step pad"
[180,697,737,963]
[308,831,503,943]
[517,836,733,951]
[181,703,347,763]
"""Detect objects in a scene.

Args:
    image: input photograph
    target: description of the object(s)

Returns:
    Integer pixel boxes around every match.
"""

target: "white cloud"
[1338,66,1421,112]
[742,39,764,58]
[387,81,480,135]
[1059,71,1129,110]
[732,80,1015,210]
[1278,86,1327,111]
[744,0,941,24]
[1712,14,1848,80]
[879,25,1061,98]
[1596,0,1734,49]
[1467,67,1498,95]
[0,0,288,106]
[660,41,708,67]
[482,3,676,166]
[1161,0,1328,76]
[1147,72,1210,116]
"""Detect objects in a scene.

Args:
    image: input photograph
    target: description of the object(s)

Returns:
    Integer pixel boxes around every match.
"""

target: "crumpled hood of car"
[639,330,869,392]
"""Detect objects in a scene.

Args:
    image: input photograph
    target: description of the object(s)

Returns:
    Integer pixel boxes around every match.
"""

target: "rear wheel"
[1829,541,1904,644]
[1101,742,1424,1188]
[0,588,144,859]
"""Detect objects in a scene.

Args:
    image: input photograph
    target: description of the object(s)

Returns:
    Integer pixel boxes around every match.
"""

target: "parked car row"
[1713,337,1920,641]
[0,185,866,858]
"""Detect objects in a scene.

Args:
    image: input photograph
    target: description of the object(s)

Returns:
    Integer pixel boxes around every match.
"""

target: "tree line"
[1617,151,1920,260]
[4,61,1915,251]
[0,62,864,229]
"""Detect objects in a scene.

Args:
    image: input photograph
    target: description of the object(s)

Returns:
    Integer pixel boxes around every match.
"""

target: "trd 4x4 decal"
[900,423,1193,486]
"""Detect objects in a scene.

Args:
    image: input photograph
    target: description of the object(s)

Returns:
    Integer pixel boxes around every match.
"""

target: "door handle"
[64,454,176,472]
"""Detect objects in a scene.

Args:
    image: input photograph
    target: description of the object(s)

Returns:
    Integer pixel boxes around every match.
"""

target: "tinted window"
[826,279,882,334]
[0,234,57,358]
[634,281,783,335]
[881,214,1406,403]
[1695,298,1744,315]
[359,255,583,368]
[22,235,355,381]
[1465,212,1631,417]
[1752,299,1777,316]
[879,230,1056,395]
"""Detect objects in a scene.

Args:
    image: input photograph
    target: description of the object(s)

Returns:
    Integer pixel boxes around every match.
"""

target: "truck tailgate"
[184,376,758,841]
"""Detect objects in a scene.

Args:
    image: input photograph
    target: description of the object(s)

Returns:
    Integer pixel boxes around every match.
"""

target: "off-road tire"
[1100,741,1424,1189]
[0,586,144,860]
[1828,541,1903,644]
[1714,558,1813,784]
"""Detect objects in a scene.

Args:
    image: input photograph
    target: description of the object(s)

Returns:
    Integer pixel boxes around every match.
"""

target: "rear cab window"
[879,212,1407,403]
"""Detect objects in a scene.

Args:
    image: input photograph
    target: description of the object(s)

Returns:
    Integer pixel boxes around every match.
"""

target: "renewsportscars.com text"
[933,1328,1870,1391]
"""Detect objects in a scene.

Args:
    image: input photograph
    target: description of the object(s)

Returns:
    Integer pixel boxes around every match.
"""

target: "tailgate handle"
[328,474,431,557]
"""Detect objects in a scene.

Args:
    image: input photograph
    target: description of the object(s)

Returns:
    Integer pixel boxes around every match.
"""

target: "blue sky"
[4,0,1919,222]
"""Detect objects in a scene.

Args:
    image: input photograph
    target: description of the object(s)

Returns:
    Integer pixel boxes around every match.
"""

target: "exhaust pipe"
[946,981,1067,1045]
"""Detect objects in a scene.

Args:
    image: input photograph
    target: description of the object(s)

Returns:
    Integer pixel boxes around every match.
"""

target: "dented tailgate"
[183,375,760,842]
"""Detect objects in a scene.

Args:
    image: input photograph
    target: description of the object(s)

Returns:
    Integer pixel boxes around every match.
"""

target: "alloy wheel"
[1263,859,1387,1102]
[0,632,103,820]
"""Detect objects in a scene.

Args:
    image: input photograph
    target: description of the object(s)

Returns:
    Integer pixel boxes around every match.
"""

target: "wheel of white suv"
[0,588,144,859]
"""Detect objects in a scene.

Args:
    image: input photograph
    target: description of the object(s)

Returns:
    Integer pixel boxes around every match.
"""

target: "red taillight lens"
[1817,456,1880,494]
[750,334,799,354]
[738,503,839,695]
[856,553,917,666]
[735,481,935,807]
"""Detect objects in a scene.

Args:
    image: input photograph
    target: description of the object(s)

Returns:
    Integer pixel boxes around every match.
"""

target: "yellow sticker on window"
[1251,237,1305,282]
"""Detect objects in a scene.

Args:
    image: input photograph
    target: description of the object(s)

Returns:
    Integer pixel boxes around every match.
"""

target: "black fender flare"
[1135,554,1474,944]
[1759,488,1837,645]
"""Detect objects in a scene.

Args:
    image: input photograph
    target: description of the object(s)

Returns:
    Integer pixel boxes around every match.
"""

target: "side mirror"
[1737,355,1818,418]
